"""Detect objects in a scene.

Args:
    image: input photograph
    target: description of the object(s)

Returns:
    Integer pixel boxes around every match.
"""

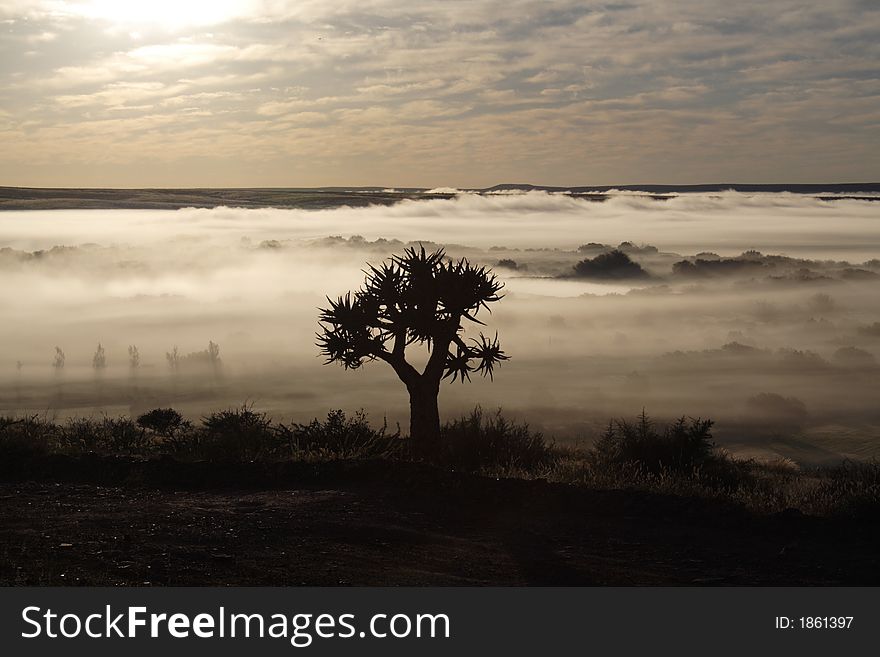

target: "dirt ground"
[0,458,877,586]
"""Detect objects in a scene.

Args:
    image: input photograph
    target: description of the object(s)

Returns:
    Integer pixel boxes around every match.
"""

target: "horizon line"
[2,182,880,192]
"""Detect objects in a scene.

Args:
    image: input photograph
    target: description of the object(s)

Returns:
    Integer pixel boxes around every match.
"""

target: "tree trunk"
[408,378,441,457]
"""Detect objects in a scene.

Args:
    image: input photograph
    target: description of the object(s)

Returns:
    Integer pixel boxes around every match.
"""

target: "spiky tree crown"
[318,246,508,382]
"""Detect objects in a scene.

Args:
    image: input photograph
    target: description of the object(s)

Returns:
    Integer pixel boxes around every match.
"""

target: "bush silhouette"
[857,322,880,337]
[101,417,147,454]
[62,417,106,452]
[833,346,876,368]
[496,258,522,270]
[815,460,880,519]
[591,411,715,473]
[2,406,880,518]
[438,407,550,471]
[0,416,54,458]
[746,393,808,426]
[672,258,766,278]
[199,405,278,461]
[136,408,190,439]
[280,409,402,459]
[571,250,649,279]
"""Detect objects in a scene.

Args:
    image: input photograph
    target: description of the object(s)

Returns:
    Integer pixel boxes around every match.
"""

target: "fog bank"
[1,192,878,465]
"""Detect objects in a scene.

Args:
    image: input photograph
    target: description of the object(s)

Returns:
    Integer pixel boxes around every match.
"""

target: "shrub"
[2,415,144,457]
[673,258,766,278]
[745,393,808,426]
[812,460,880,519]
[199,405,280,461]
[61,417,104,452]
[807,292,835,313]
[101,417,148,454]
[571,250,649,280]
[280,409,402,460]
[437,407,551,472]
[136,408,189,438]
[857,322,880,337]
[833,346,876,368]
[496,258,520,270]
[0,416,54,458]
[591,411,715,474]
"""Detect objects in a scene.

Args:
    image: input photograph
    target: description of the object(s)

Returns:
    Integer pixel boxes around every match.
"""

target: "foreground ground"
[0,457,877,586]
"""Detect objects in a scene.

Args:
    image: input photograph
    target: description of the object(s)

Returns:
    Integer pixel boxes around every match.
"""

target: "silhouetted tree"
[14,360,23,405]
[52,347,65,372]
[317,246,508,450]
[128,345,140,370]
[166,346,179,372]
[51,347,65,406]
[208,340,220,374]
[92,343,106,372]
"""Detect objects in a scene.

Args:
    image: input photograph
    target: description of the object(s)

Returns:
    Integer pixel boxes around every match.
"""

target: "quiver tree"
[317,246,508,452]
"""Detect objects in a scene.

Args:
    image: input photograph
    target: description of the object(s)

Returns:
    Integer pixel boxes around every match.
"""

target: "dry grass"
[2,407,878,518]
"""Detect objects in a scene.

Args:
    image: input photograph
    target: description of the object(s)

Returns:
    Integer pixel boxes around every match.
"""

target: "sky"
[0,0,878,188]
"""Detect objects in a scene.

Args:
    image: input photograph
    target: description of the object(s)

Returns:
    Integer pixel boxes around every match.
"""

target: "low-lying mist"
[1,191,879,465]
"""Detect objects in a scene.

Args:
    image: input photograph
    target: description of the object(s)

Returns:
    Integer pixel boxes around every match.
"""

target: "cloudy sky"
[0,0,878,187]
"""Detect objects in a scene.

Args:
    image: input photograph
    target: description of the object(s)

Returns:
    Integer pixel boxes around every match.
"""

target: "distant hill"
[0,187,453,211]
[481,182,880,196]
[1,182,877,210]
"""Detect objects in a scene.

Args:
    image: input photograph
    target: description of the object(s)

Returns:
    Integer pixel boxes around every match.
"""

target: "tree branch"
[373,345,419,386]
[451,333,470,354]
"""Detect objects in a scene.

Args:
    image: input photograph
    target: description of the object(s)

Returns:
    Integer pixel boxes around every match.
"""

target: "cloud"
[0,1,878,185]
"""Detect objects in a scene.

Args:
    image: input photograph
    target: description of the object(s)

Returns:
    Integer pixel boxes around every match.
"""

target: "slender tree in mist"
[52,347,65,373]
[208,340,221,379]
[128,345,140,371]
[317,246,508,450]
[92,343,106,372]
[128,345,140,396]
[52,346,65,406]
[92,342,107,405]
[166,346,180,373]
[166,345,180,399]
[15,360,23,406]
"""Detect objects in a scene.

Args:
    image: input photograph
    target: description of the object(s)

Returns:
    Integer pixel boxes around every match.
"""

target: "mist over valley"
[2,190,878,465]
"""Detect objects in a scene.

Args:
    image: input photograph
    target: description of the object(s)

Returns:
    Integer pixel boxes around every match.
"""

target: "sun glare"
[73,0,253,29]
